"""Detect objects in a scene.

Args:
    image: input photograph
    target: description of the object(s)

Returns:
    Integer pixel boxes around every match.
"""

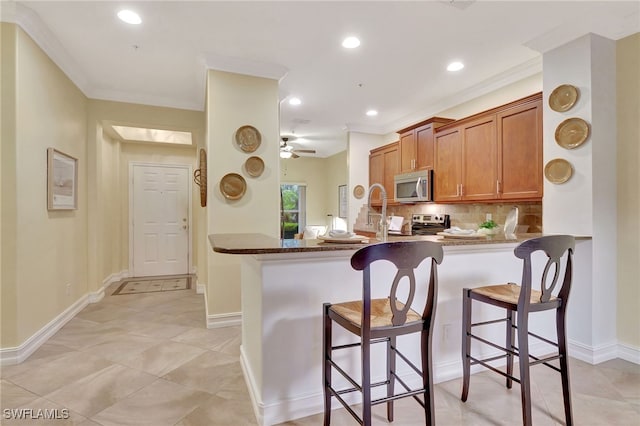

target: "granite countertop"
[209,232,560,255]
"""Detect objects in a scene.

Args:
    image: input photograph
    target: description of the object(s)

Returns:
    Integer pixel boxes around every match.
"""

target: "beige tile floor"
[1,280,639,425]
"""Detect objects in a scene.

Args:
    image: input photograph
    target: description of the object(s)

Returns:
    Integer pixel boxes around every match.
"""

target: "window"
[280,184,306,239]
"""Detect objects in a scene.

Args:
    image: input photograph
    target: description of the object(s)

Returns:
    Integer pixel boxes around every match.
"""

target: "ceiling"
[3,1,638,157]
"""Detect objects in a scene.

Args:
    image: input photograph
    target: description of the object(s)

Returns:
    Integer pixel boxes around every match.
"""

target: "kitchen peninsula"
[209,233,592,426]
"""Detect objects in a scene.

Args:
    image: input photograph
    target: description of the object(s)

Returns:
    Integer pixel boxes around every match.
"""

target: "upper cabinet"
[369,141,399,206]
[497,98,543,200]
[397,118,454,173]
[434,93,543,203]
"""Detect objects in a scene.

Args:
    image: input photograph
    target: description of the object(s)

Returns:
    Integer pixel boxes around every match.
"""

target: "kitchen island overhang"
[209,233,593,426]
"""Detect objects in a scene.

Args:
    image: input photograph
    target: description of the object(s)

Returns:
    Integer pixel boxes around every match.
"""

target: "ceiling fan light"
[280,150,293,159]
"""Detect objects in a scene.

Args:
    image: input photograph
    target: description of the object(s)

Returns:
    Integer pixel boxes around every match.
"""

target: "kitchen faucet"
[366,183,388,242]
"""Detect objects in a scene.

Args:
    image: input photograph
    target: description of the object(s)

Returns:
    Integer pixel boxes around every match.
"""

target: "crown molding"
[377,56,543,135]
[11,2,91,95]
[201,52,289,82]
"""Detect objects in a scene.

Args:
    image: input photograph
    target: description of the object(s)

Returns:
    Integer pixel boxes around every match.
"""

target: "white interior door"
[131,164,190,277]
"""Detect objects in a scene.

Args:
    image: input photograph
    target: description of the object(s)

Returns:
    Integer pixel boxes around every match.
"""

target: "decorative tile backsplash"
[371,202,542,233]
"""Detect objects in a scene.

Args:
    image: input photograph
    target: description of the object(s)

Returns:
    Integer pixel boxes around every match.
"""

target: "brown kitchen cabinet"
[497,97,543,200]
[434,115,497,202]
[369,141,399,206]
[434,93,542,203]
[398,117,454,173]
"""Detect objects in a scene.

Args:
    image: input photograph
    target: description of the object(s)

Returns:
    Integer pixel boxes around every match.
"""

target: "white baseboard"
[207,312,242,329]
[89,270,129,303]
[0,295,89,366]
[617,343,640,364]
[568,339,619,364]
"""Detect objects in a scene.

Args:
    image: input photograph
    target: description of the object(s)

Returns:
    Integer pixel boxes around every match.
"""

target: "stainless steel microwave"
[394,170,432,203]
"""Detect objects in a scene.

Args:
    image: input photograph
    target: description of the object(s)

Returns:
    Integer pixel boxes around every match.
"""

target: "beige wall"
[206,70,280,316]
[324,151,348,228]
[1,23,18,347]
[616,33,640,348]
[278,151,348,229]
[1,24,88,347]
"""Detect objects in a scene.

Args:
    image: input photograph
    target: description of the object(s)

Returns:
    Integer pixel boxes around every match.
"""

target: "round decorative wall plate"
[219,173,247,200]
[544,158,573,184]
[549,84,579,112]
[235,125,261,153]
[353,185,365,199]
[555,117,590,149]
[245,156,265,177]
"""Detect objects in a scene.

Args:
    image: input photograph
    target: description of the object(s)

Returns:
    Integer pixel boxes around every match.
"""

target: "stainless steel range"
[411,214,450,235]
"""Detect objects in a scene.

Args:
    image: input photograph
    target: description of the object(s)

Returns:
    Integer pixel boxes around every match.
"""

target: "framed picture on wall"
[47,148,78,210]
[338,184,347,218]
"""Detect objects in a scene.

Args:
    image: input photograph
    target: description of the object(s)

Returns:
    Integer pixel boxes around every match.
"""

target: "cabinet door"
[415,124,435,171]
[434,127,462,202]
[399,131,416,173]
[497,100,543,199]
[369,151,384,205]
[383,147,399,202]
[462,116,498,200]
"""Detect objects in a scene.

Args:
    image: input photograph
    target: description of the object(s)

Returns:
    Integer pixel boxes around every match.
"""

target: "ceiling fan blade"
[293,149,316,154]
[292,152,300,159]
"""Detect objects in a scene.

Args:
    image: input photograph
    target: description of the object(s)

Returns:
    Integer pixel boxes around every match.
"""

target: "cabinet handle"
[460,184,464,196]
[496,180,500,194]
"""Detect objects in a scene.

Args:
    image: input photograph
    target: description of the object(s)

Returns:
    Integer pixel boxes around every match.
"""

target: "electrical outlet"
[442,323,452,342]
[486,213,492,221]
[66,284,71,296]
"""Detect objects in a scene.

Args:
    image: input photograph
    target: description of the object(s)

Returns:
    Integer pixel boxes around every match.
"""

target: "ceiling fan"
[280,137,316,159]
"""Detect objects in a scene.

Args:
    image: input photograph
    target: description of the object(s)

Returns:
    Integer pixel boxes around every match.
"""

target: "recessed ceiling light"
[342,36,361,49]
[366,110,378,117]
[289,97,301,106]
[117,10,142,25]
[447,61,465,72]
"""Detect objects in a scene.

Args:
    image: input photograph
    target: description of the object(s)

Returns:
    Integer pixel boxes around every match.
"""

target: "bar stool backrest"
[351,241,444,328]
[514,235,575,306]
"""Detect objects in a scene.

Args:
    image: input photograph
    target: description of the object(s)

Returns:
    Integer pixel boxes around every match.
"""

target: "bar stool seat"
[461,235,575,426]
[323,240,443,426]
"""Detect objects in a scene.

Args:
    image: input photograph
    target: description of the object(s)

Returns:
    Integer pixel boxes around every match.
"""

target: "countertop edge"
[209,233,591,255]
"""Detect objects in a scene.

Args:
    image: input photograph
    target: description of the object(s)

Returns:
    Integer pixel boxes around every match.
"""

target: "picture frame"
[47,148,78,210]
[338,184,347,218]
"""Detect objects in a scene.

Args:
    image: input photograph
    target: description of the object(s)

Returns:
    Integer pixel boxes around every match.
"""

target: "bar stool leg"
[557,307,573,426]
[506,309,515,389]
[386,336,396,422]
[323,303,332,426]
[362,338,372,425]
[461,289,472,402]
[517,312,533,426]
[421,328,435,426]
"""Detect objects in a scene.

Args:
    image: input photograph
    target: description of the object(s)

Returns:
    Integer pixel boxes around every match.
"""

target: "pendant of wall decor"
[245,156,265,177]
[220,173,247,200]
[549,84,579,112]
[544,158,573,184]
[193,148,207,207]
[235,125,261,153]
[555,117,589,149]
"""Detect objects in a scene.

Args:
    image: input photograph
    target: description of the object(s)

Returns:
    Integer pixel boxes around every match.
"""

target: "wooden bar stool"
[323,240,443,425]
[461,235,575,426]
